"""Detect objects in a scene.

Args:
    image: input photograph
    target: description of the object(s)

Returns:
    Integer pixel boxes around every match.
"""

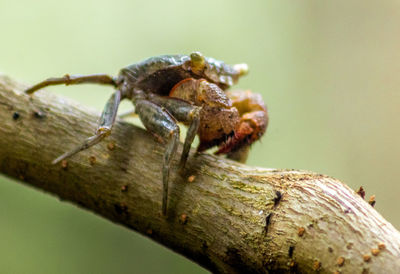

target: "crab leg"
[25,74,117,94]
[147,94,201,170]
[52,90,122,164]
[134,99,181,215]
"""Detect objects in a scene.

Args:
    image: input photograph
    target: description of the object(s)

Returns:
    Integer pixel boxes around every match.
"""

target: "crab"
[25,52,269,215]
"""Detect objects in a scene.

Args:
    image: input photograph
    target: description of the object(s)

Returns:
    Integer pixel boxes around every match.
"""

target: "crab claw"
[215,90,268,157]
[216,111,267,154]
[170,78,241,152]
[196,105,239,152]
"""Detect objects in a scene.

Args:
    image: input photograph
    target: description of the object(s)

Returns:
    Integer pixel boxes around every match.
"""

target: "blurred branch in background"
[0,74,399,273]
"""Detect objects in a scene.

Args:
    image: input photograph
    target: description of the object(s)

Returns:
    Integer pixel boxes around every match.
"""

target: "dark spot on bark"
[225,247,248,272]
[265,213,273,233]
[114,204,123,214]
[328,247,334,253]
[12,112,20,120]
[13,160,29,182]
[273,190,282,207]
[179,213,188,224]
[288,246,295,258]
[33,110,46,119]
[362,268,370,274]
[77,201,86,207]
[202,241,208,251]
[92,199,99,208]
[114,203,128,214]
[188,246,219,273]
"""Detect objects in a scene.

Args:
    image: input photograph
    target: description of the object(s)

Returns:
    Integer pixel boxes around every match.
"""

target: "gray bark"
[0,74,399,273]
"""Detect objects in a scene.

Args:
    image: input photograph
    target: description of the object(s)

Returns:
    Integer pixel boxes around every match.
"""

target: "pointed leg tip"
[52,155,66,165]
[24,89,33,95]
[51,159,60,165]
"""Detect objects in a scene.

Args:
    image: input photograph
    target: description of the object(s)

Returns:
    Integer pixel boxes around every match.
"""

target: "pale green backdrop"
[0,1,399,273]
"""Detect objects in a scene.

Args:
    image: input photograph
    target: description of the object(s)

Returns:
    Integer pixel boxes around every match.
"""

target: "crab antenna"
[233,63,249,77]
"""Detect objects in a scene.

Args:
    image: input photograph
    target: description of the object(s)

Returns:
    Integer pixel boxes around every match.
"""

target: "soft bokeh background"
[0,0,399,273]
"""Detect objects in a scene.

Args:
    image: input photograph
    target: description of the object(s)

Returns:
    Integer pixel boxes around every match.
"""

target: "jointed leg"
[135,99,182,215]
[179,108,200,169]
[148,94,201,170]
[52,90,122,164]
[25,74,117,94]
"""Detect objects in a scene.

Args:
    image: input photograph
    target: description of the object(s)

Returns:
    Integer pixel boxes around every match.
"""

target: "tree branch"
[0,74,399,273]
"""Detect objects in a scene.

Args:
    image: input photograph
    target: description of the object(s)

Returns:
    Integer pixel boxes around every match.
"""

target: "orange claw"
[170,78,240,152]
[216,90,268,155]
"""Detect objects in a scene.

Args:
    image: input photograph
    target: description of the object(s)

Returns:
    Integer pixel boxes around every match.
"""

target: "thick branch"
[0,74,399,273]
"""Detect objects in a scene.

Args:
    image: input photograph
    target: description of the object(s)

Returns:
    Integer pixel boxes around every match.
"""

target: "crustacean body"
[25,52,268,215]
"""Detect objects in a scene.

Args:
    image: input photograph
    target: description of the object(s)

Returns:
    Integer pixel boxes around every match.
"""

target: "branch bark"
[0,74,399,273]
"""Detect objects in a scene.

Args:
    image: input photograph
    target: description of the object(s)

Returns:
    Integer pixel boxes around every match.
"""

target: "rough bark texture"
[0,74,399,273]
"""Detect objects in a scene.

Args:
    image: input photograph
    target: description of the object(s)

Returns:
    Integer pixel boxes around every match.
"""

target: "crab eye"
[190,52,205,71]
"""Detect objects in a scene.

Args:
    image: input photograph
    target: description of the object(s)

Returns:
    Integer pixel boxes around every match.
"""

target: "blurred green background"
[0,0,399,273]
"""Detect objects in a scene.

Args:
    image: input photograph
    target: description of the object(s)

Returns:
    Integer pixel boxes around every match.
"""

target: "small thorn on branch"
[369,195,376,207]
[356,186,366,199]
